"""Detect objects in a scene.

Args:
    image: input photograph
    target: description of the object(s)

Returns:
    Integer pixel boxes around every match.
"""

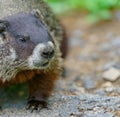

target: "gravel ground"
[0,94,120,117]
[0,12,120,116]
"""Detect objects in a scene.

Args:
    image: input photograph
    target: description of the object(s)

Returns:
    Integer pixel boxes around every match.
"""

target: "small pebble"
[105,87,114,93]
[83,77,96,90]
[103,67,120,81]
[102,82,113,88]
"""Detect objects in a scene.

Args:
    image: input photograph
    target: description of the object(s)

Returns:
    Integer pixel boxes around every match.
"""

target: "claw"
[26,97,48,112]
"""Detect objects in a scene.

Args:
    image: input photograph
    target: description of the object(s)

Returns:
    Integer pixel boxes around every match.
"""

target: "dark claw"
[26,97,48,112]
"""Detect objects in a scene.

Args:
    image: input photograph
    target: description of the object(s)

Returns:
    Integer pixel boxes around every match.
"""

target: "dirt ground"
[57,11,120,96]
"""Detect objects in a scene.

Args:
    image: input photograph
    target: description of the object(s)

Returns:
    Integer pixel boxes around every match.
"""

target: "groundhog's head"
[0,11,58,80]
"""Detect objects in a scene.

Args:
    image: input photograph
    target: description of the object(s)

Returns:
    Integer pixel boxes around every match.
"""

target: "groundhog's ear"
[30,9,41,18]
[0,20,9,33]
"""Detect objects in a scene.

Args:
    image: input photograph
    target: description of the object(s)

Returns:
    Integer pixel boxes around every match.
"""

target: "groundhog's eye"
[17,35,30,43]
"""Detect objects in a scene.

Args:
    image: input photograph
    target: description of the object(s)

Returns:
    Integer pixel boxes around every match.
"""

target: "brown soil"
[57,12,120,96]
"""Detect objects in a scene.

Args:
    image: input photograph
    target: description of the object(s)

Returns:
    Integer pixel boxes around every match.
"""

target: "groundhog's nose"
[41,42,55,59]
[41,49,54,59]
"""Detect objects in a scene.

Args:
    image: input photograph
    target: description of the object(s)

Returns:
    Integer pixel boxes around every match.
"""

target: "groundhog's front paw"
[26,96,48,112]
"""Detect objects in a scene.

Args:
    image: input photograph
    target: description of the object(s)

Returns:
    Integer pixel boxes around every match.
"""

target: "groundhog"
[0,10,67,111]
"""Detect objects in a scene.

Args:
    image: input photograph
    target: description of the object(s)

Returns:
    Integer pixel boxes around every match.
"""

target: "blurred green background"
[47,0,120,23]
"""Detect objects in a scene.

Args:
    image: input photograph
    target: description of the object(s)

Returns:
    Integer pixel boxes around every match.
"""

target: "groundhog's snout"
[28,41,55,69]
[41,42,55,59]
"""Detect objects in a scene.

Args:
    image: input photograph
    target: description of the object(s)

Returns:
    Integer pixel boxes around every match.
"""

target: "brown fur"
[0,65,61,91]
[28,68,61,100]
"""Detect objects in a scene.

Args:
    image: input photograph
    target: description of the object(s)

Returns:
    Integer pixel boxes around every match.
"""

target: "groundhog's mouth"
[42,61,49,67]
[33,61,49,68]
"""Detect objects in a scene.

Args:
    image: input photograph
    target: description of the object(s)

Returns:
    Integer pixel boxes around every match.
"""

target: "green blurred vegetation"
[47,0,120,22]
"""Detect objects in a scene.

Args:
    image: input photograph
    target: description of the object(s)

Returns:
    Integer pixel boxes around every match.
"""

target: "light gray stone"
[103,67,120,81]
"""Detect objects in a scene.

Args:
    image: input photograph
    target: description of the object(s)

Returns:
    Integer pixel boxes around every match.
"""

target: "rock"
[102,82,113,88]
[102,62,120,71]
[94,90,107,96]
[103,67,120,81]
[83,77,96,90]
[105,87,114,93]
[69,86,85,95]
